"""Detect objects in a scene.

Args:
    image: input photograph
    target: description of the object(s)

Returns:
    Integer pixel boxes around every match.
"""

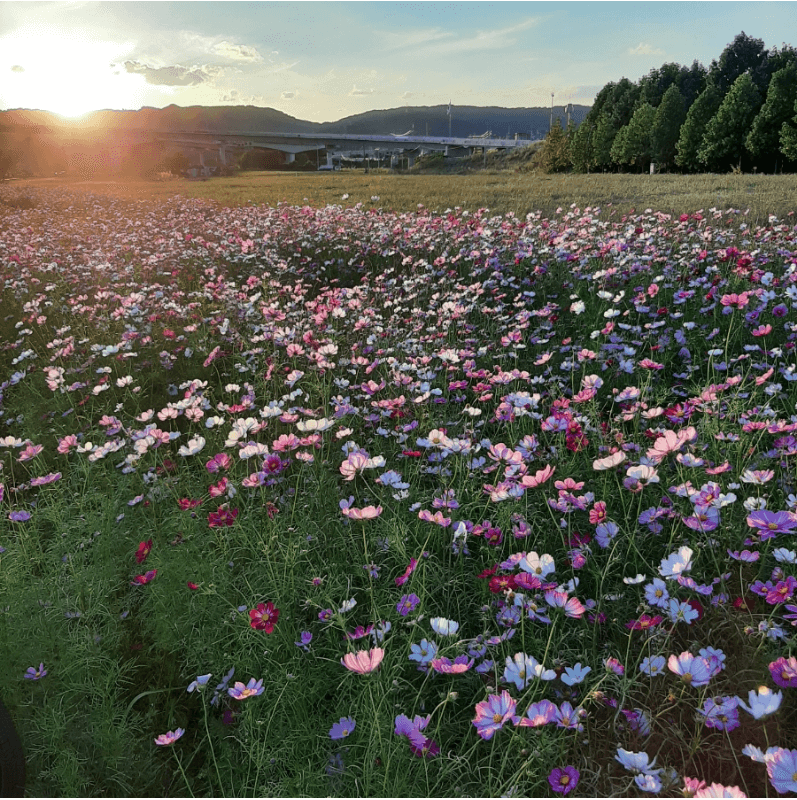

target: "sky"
[1,1,795,122]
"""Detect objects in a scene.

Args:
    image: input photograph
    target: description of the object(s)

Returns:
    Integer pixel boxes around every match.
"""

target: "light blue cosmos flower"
[561,663,591,686]
[409,639,438,666]
[187,673,212,692]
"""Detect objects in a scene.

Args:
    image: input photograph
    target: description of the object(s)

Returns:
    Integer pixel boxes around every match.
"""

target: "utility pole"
[447,99,452,138]
[550,93,554,133]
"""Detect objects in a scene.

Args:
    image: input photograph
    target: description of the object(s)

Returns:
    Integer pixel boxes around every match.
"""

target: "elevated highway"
[154,129,534,168]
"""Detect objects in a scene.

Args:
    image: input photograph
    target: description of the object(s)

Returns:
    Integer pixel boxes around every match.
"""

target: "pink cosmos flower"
[227,678,264,700]
[341,647,385,674]
[520,464,555,488]
[430,655,474,674]
[17,443,43,462]
[154,728,185,746]
[514,699,558,727]
[339,497,382,520]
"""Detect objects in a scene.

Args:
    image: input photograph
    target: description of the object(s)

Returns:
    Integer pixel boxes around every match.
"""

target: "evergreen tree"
[747,64,797,170]
[534,118,571,172]
[699,73,762,171]
[569,118,594,172]
[592,111,618,170]
[708,31,769,94]
[675,85,722,172]
[651,84,687,170]
[766,44,797,80]
[677,60,708,109]
[610,103,656,170]
[639,63,683,108]
[780,98,797,161]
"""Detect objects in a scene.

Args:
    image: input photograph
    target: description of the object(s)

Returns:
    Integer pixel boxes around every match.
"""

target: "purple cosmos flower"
[698,696,740,731]
[397,593,420,617]
[24,663,47,680]
[8,510,31,522]
[548,766,580,795]
[747,510,797,540]
[767,748,797,794]
[329,716,356,740]
[295,631,313,651]
[667,652,712,686]
[472,690,516,740]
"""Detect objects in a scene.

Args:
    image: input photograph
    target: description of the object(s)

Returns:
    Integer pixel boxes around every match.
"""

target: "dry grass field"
[12,169,797,222]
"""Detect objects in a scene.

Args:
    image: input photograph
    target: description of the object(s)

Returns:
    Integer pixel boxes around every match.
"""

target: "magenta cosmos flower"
[548,766,580,795]
[769,655,797,688]
[249,602,279,633]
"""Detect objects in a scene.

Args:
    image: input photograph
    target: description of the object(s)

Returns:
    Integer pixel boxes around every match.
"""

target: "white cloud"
[213,40,262,62]
[380,28,454,51]
[281,90,297,99]
[380,17,539,56]
[349,85,374,96]
[124,60,222,86]
[629,42,664,56]
[10,64,24,73]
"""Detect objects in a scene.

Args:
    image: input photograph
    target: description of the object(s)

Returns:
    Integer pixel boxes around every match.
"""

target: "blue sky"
[1,2,794,120]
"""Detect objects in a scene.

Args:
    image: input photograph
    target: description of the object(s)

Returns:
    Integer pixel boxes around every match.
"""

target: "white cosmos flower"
[178,436,206,457]
[297,417,334,433]
[430,617,460,636]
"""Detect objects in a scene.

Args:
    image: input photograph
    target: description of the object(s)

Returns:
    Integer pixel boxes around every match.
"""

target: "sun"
[2,26,142,117]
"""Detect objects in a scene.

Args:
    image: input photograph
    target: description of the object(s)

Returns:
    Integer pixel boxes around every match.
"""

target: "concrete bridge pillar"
[285,152,296,165]
[218,147,227,166]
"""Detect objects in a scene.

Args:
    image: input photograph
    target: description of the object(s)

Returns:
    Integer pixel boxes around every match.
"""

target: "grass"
[0,178,796,797]
[14,168,797,224]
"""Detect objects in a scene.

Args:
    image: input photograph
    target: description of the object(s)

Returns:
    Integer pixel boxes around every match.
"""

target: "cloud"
[10,64,24,73]
[221,89,264,104]
[281,90,297,100]
[380,28,454,51]
[400,91,414,99]
[213,41,262,62]
[381,17,539,56]
[629,42,664,56]
[124,60,222,86]
[349,85,374,96]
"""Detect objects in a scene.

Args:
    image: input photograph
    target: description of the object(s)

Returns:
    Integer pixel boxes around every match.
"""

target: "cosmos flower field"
[1,186,797,797]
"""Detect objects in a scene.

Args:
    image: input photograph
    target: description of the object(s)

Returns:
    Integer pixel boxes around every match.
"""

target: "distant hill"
[0,103,590,178]
[0,103,589,138]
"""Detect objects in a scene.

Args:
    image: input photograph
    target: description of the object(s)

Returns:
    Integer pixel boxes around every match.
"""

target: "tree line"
[535,32,797,174]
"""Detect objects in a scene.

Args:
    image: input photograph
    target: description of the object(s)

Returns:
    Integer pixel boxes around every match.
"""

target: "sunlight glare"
[1,26,141,117]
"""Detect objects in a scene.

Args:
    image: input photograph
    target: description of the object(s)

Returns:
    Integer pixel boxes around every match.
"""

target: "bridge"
[154,129,535,170]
